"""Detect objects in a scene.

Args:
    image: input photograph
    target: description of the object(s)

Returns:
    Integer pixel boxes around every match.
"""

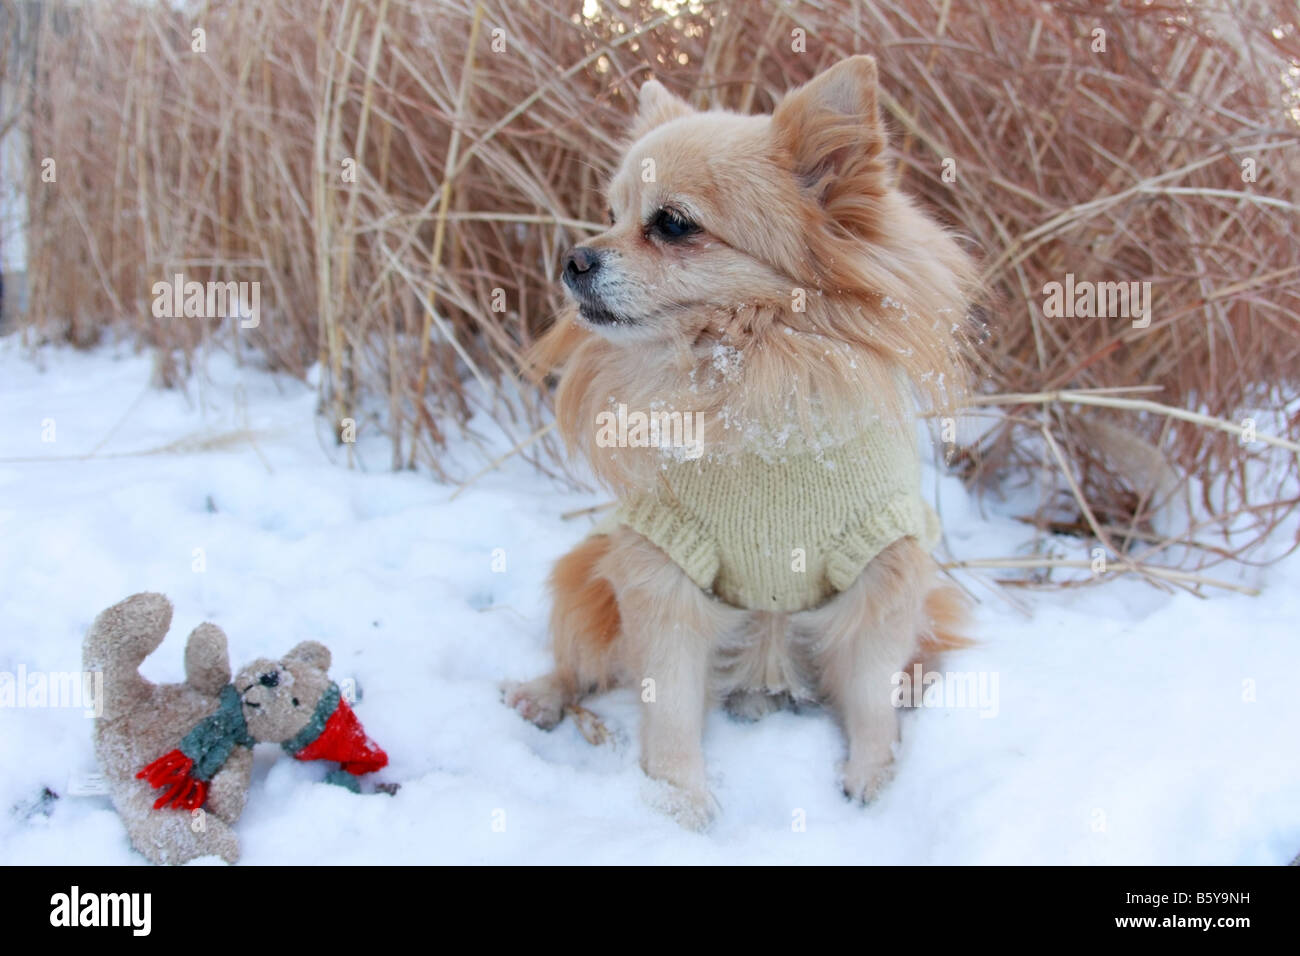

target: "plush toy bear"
[84,592,388,864]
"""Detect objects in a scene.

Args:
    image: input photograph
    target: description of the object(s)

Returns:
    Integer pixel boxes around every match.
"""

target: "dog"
[505,55,978,828]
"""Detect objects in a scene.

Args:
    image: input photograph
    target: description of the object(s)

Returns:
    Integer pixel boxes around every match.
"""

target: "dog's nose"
[259,671,280,688]
[563,246,600,282]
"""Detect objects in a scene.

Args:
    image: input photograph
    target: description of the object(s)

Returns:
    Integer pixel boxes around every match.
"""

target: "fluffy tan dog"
[505,56,977,827]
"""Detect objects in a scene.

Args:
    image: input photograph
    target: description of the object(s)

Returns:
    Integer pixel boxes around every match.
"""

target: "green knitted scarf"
[180,684,256,781]
[280,682,340,756]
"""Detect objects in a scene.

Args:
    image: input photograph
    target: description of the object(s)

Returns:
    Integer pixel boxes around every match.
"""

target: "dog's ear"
[631,78,692,139]
[772,56,888,209]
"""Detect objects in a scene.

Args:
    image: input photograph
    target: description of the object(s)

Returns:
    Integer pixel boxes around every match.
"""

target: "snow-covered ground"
[1,336,1297,865]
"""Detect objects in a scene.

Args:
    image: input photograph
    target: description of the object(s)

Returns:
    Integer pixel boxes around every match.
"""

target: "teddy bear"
[83,592,388,864]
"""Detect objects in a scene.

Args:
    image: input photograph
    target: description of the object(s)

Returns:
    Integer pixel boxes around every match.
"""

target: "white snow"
[0,336,1297,864]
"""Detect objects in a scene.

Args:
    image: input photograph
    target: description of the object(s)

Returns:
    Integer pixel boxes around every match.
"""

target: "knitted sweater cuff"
[824,494,941,594]
[614,495,720,594]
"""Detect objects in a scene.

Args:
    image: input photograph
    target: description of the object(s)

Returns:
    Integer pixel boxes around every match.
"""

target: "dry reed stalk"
[940,558,1260,596]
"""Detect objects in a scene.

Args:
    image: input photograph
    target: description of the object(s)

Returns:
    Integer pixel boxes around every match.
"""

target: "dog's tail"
[83,592,172,722]
[917,581,974,655]
[549,532,622,697]
[523,314,586,386]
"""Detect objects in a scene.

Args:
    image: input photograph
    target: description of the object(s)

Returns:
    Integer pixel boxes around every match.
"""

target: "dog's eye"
[607,207,616,226]
[649,208,698,241]
[292,697,300,707]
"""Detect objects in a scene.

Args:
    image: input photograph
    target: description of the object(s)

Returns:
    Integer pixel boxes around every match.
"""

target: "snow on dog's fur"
[508,56,978,827]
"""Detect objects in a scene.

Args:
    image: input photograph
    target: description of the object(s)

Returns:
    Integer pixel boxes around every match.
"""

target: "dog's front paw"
[501,677,565,730]
[644,777,718,831]
[840,755,896,805]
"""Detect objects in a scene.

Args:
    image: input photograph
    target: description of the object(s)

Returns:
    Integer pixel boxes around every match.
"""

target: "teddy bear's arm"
[185,623,232,696]
[203,746,254,824]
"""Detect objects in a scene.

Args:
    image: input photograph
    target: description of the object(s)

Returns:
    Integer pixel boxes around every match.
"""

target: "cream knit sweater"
[594,418,940,612]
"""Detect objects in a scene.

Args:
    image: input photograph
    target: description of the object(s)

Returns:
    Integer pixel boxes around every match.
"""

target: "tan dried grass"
[7,0,1300,585]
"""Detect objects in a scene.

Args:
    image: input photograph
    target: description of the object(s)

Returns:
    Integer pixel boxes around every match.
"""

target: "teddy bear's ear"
[283,640,331,673]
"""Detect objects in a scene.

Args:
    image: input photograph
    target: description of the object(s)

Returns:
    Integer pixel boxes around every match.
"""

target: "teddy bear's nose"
[258,671,280,688]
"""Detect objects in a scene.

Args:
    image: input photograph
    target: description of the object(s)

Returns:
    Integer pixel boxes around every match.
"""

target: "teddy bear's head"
[233,640,334,744]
